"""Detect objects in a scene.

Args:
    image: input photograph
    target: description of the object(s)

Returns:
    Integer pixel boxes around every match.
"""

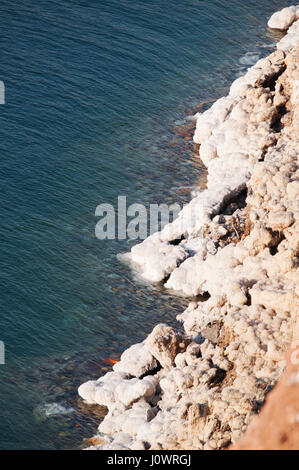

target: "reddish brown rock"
[231,345,299,450]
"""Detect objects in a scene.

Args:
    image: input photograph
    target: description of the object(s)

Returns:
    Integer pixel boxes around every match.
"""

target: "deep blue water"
[0,0,292,449]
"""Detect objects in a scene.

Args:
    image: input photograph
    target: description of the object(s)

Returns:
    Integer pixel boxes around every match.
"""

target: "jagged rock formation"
[79,8,299,450]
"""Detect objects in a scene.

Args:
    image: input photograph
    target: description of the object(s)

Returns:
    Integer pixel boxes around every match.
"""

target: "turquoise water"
[0,0,291,449]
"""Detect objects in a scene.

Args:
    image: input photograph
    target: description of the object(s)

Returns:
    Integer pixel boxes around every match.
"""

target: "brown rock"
[231,346,299,450]
[145,324,190,369]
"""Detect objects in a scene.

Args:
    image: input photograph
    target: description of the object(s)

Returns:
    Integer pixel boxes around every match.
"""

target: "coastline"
[79,6,299,450]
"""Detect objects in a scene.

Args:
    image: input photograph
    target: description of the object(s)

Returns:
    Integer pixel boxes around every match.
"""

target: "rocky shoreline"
[78,6,299,450]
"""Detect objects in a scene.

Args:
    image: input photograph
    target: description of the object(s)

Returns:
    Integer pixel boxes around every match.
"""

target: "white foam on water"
[34,402,74,419]
[239,51,261,66]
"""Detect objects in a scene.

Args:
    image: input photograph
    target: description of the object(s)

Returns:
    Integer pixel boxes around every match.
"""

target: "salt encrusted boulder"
[250,279,299,313]
[78,379,99,405]
[267,211,294,231]
[130,440,147,450]
[98,400,155,436]
[79,371,128,406]
[145,324,190,369]
[78,371,158,407]
[287,180,299,199]
[136,410,166,445]
[131,235,189,283]
[229,58,285,98]
[99,432,133,450]
[268,5,298,30]
[193,97,235,145]
[277,19,299,52]
[113,341,158,378]
[116,376,158,407]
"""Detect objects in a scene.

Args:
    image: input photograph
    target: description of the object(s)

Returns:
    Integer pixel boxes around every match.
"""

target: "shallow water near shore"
[0,0,293,449]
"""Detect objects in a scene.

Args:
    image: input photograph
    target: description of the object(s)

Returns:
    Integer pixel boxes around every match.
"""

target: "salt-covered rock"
[145,324,190,369]
[268,5,298,30]
[115,376,158,407]
[131,236,189,282]
[113,341,158,377]
[250,279,299,313]
[79,371,157,407]
[267,211,294,230]
[130,440,147,450]
[287,180,299,199]
[99,400,156,437]
[277,19,299,52]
